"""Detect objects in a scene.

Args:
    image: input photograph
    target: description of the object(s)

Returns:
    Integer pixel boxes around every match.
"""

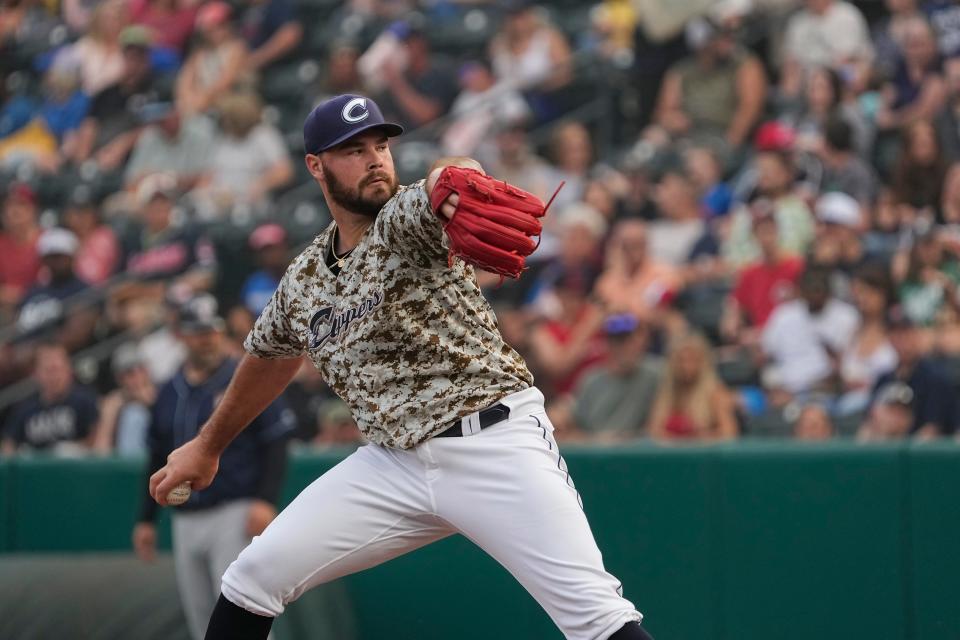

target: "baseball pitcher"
[150,94,654,640]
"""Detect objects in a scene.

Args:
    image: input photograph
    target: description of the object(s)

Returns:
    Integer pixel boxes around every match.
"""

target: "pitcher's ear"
[305,154,323,182]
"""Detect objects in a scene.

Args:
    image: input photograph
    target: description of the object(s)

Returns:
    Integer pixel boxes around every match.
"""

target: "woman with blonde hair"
[63,0,128,95]
[175,1,249,116]
[647,332,738,441]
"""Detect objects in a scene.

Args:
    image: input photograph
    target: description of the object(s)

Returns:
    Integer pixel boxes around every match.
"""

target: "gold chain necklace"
[331,230,353,269]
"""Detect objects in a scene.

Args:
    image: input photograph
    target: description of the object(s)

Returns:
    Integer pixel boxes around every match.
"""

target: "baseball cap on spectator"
[816,192,862,228]
[386,18,427,41]
[875,381,914,409]
[38,228,79,257]
[137,101,175,123]
[178,294,225,334]
[249,223,287,251]
[5,182,37,205]
[685,17,720,51]
[754,121,796,152]
[556,202,608,239]
[303,94,404,155]
[603,313,641,336]
[112,343,145,376]
[137,173,178,206]
[119,25,153,50]
[196,1,232,29]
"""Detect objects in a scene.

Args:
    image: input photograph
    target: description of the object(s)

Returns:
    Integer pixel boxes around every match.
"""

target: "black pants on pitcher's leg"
[205,594,274,640]
[609,621,656,640]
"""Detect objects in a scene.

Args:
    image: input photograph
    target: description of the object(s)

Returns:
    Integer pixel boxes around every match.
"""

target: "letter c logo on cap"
[341,98,370,124]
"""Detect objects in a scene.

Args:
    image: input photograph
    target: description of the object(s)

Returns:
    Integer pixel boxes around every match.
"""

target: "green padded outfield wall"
[907,445,960,639]
[0,459,9,553]
[0,442,958,640]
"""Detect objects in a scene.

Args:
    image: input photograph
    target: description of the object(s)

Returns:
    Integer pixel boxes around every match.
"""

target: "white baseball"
[166,481,192,506]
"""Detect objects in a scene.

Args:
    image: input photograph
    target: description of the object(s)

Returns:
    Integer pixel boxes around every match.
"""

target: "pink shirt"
[75,226,120,285]
[129,0,198,52]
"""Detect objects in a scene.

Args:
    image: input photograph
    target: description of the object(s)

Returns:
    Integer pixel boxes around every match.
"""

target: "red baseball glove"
[429,166,562,279]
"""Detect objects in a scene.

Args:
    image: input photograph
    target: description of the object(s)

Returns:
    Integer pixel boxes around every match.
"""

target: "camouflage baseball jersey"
[244,180,534,449]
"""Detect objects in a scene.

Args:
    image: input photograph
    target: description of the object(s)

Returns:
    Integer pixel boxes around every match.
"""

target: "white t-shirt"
[783,2,874,69]
[841,338,898,388]
[648,219,705,266]
[209,124,289,198]
[761,298,858,393]
[812,298,860,354]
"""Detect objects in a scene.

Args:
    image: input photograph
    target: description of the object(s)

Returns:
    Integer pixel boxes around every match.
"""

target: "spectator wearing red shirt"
[722,206,804,345]
[0,183,42,313]
[527,265,607,398]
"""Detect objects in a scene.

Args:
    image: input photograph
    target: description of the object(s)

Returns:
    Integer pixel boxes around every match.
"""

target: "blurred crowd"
[3,0,960,457]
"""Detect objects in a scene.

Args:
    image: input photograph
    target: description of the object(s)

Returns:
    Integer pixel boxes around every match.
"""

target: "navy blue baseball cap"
[303,94,404,155]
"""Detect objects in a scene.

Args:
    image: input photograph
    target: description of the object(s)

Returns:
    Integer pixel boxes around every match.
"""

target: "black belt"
[434,403,511,438]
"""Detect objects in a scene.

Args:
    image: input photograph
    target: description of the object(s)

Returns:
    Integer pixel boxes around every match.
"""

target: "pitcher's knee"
[220,544,288,618]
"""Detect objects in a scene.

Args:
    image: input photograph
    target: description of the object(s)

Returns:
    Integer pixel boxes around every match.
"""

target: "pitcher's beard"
[324,164,399,218]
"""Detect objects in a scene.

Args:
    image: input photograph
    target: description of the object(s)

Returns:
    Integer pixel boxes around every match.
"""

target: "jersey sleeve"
[243,268,307,358]
[378,180,450,268]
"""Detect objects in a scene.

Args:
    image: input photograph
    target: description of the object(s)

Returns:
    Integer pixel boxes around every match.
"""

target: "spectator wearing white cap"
[809,191,867,301]
[17,228,98,351]
[240,224,289,317]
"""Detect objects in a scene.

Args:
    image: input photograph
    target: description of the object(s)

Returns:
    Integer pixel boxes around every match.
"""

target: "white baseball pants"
[220,387,642,640]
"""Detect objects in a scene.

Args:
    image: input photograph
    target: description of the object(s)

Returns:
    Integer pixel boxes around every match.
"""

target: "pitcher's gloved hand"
[429,166,563,279]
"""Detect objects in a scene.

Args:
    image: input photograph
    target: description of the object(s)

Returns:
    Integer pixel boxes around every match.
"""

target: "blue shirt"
[4,385,99,450]
[17,277,90,337]
[148,358,296,509]
[241,270,280,317]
